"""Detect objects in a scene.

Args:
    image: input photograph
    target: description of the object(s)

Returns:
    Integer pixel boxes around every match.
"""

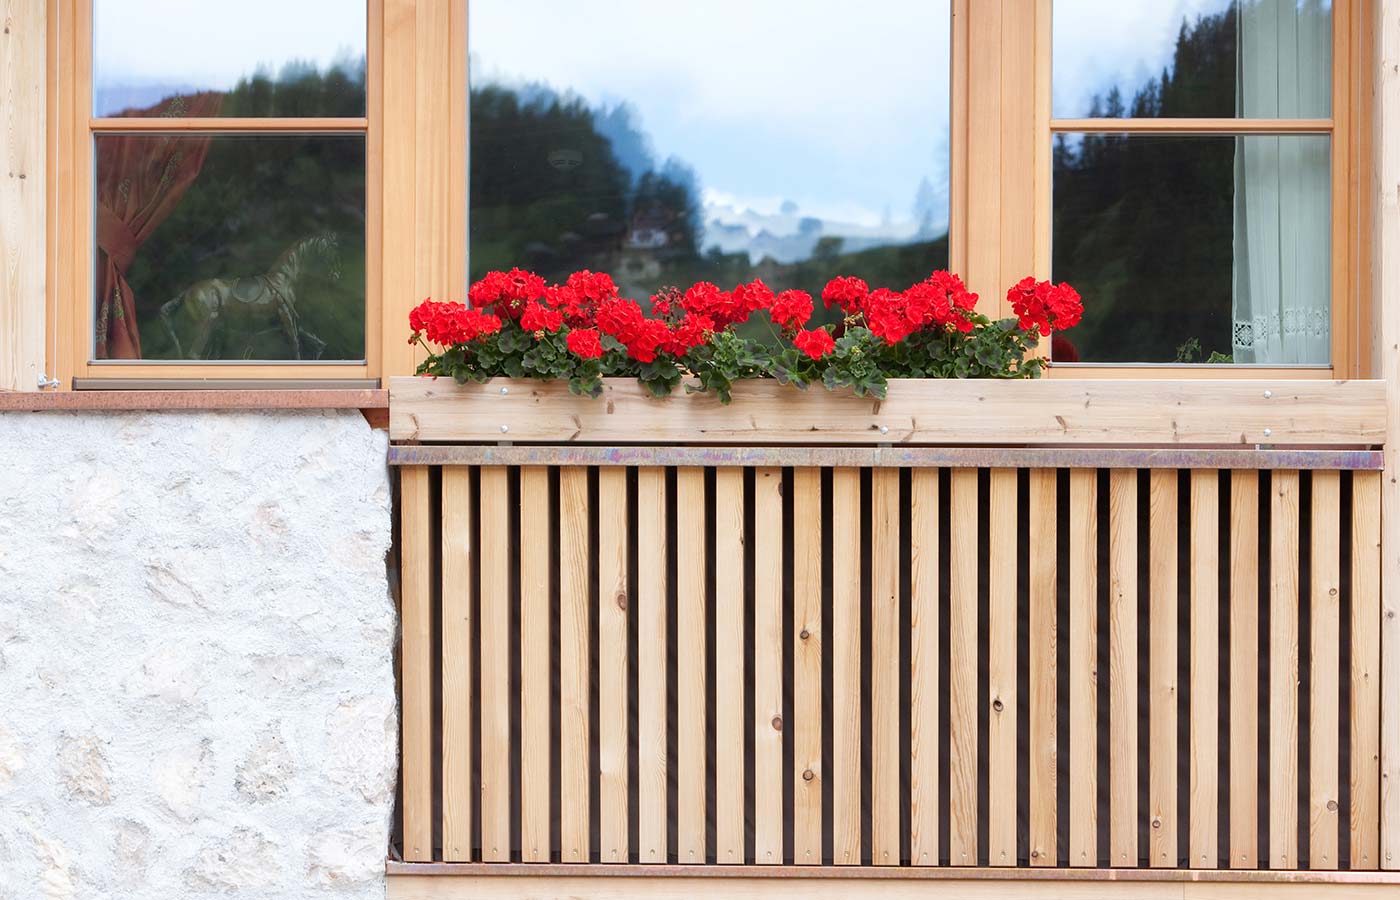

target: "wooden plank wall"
[397,463,1384,871]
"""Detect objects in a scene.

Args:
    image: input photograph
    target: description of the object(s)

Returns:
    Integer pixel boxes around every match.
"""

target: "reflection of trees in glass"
[1054,7,1238,362]
[99,56,368,119]
[122,64,368,361]
[468,80,947,321]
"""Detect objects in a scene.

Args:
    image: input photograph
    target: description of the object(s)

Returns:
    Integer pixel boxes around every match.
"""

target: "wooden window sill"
[0,388,388,419]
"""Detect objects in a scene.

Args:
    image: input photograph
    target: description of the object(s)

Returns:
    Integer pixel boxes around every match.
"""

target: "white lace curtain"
[1232,0,1332,365]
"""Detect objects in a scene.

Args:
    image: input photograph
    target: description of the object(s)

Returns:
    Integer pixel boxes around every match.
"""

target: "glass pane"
[1053,0,1331,119]
[467,0,951,328]
[92,134,366,362]
[1052,133,1329,365]
[93,0,366,117]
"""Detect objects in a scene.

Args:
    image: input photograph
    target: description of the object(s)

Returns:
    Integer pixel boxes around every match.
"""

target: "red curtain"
[94,92,222,359]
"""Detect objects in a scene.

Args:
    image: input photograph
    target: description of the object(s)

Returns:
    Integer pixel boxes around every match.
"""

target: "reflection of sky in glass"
[469,0,951,260]
[92,0,365,116]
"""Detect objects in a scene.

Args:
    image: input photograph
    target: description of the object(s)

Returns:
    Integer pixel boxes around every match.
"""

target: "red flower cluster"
[467,267,548,319]
[1006,277,1083,333]
[769,289,814,331]
[823,271,980,343]
[566,328,603,359]
[793,327,835,359]
[821,276,869,315]
[679,279,774,330]
[409,299,503,346]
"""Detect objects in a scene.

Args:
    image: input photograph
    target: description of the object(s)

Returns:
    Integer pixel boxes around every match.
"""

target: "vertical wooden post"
[910,469,940,866]
[441,467,475,862]
[754,467,784,864]
[1272,471,1302,869]
[792,468,823,865]
[715,468,746,864]
[479,466,511,862]
[399,465,433,861]
[0,0,46,389]
[558,467,591,863]
[637,467,668,863]
[1148,469,1179,868]
[519,467,551,863]
[1108,469,1139,867]
[1068,468,1096,866]
[1189,471,1219,869]
[676,468,708,864]
[1229,470,1260,869]
[1028,468,1058,867]
[598,467,630,863]
[949,468,980,866]
[832,467,862,865]
[987,469,1018,867]
[870,467,901,866]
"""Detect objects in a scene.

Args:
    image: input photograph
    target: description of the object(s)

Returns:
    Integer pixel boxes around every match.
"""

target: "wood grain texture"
[1189,471,1219,869]
[1108,469,1139,868]
[949,468,979,866]
[0,0,46,390]
[479,467,511,862]
[870,467,900,866]
[715,468,746,864]
[988,469,1017,867]
[1148,469,1179,869]
[558,466,591,863]
[1271,471,1301,869]
[598,467,630,863]
[754,468,784,865]
[909,468,940,866]
[638,468,668,864]
[1028,468,1057,867]
[676,468,707,865]
[520,467,551,862]
[1229,471,1260,869]
[441,467,474,862]
[1353,470,1383,869]
[388,377,1387,447]
[792,468,823,866]
[399,466,433,861]
[1069,469,1097,867]
[1311,471,1342,869]
[832,467,862,865]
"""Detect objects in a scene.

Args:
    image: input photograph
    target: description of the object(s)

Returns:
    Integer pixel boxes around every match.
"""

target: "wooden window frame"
[41,0,1365,387]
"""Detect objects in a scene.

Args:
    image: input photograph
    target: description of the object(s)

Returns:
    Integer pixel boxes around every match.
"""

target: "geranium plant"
[408,267,1082,401]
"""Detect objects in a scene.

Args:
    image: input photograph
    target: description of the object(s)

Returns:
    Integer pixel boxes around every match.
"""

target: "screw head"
[500,386,509,394]
[879,425,890,435]
[1264,389,1272,398]
[1263,428,1272,437]
[500,424,509,433]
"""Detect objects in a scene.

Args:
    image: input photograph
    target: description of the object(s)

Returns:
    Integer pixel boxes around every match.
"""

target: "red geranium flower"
[1007,277,1082,333]
[520,301,564,334]
[769,289,813,331]
[793,327,836,359]
[822,276,869,314]
[566,327,604,359]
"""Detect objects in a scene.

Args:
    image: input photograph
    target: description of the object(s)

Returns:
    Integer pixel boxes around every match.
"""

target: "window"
[56,0,377,382]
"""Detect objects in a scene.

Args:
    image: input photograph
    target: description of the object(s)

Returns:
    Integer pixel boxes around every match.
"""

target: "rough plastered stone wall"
[0,409,396,899]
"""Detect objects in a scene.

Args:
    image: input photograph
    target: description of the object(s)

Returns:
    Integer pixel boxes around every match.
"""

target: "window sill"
[0,387,388,415]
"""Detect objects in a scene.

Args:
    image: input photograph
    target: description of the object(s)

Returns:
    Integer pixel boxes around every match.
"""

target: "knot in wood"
[771,715,783,732]
[802,768,815,782]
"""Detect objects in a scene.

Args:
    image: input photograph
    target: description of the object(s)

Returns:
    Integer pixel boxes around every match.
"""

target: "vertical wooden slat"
[442,467,474,862]
[520,467,551,862]
[1029,469,1058,867]
[598,467,630,863]
[1311,471,1342,869]
[1189,471,1219,869]
[832,467,862,865]
[1149,469,1179,869]
[676,468,707,864]
[1353,470,1382,869]
[400,466,432,861]
[871,467,901,866]
[715,468,746,864]
[793,468,823,865]
[754,467,784,865]
[949,467,980,866]
[0,0,46,390]
[910,468,940,866]
[479,466,511,862]
[1230,470,1260,869]
[988,469,1017,867]
[558,467,591,863]
[1271,470,1301,869]
[1108,469,1139,868]
[637,467,668,864]
[1070,468,1097,866]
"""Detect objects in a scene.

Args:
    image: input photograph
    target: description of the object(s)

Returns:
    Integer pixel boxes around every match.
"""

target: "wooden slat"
[754,468,784,865]
[871,468,901,866]
[520,467,551,862]
[1069,469,1097,866]
[1107,469,1139,867]
[1229,471,1260,869]
[950,467,980,866]
[1380,0,1400,867]
[677,468,707,864]
[558,467,591,863]
[1353,470,1383,869]
[442,468,474,862]
[716,468,746,864]
[1028,468,1057,867]
[1189,471,1219,869]
[792,469,822,865]
[479,466,511,862]
[638,467,668,864]
[1271,470,1301,869]
[1311,471,1343,869]
[389,377,1387,447]
[988,469,1017,866]
[0,0,45,391]
[400,466,432,861]
[1148,469,1179,869]
[910,468,940,866]
[832,467,862,865]
[598,467,629,863]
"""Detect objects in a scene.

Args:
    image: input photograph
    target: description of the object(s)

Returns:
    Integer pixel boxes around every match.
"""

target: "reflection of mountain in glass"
[469,80,947,324]
[95,56,368,119]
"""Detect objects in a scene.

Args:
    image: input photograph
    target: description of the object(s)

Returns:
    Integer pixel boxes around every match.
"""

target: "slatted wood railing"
[392,445,1385,874]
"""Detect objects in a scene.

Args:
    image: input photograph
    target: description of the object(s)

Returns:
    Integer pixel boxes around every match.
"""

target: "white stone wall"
[0,410,396,899]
